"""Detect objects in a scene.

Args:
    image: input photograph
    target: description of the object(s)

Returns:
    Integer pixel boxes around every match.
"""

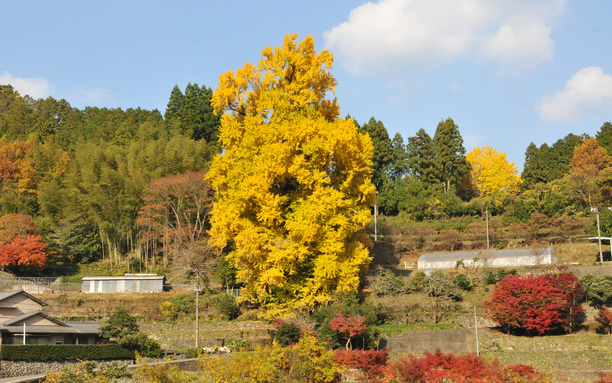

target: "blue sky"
[2,0,612,170]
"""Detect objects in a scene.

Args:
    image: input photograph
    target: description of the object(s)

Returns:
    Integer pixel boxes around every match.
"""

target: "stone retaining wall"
[381,328,469,353]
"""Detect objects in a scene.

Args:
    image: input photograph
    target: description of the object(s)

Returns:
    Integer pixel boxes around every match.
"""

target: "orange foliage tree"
[568,137,612,209]
[0,214,48,268]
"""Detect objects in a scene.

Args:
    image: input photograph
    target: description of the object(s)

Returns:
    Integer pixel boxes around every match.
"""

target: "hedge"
[0,344,135,361]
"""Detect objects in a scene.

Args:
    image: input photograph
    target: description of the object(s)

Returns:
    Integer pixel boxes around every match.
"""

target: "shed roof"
[419,247,555,263]
[82,274,165,281]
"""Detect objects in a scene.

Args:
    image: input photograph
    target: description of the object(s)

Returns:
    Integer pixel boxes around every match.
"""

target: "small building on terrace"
[81,274,165,293]
[417,247,557,270]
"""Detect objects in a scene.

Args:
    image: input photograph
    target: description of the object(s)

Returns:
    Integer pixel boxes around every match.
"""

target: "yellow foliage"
[198,336,340,383]
[207,34,375,312]
[466,145,522,197]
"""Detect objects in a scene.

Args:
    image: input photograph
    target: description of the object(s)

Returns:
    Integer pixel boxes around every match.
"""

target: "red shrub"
[595,308,612,334]
[485,271,584,334]
[597,372,612,383]
[333,349,387,382]
[384,350,549,383]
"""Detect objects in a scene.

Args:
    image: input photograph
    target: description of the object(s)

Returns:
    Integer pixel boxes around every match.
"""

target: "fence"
[0,278,81,294]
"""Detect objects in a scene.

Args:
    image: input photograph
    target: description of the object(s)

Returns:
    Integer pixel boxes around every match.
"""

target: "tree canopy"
[206,34,376,312]
[466,146,522,197]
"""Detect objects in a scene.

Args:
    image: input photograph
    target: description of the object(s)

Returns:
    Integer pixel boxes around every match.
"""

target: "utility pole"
[474,306,479,357]
[595,208,604,264]
[374,200,378,242]
[485,208,490,249]
[195,273,201,349]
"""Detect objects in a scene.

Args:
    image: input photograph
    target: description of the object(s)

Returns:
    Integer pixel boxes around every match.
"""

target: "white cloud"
[75,87,113,103]
[538,66,612,122]
[324,0,565,74]
[0,71,53,99]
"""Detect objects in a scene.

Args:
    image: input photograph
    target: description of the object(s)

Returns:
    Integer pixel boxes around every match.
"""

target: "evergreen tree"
[596,122,612,156]
[389,133,408,181]
[433,118,469,193]
[406,128,436,185]
[547,133,584,181]
[360,117,393,189]
[164,84,183,123]
[522,142,552,187]
[164,83,221,143]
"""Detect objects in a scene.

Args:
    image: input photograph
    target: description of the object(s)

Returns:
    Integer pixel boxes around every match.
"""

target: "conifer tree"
[406,128,436,185]
[433,118,469,193]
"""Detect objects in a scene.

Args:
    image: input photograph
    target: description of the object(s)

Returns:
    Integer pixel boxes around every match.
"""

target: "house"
[81,274,165,293]
[0,290,99,345]
[418,247,558,270]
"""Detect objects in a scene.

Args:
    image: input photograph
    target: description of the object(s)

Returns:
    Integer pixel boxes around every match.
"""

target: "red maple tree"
[485,271,584,334]
[0,214,48,268]
[0,234,48,268]
[329,311,367,350]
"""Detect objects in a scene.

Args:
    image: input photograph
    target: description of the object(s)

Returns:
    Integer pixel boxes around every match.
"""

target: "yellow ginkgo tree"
[466,146,522,197]
[206,34,376,313]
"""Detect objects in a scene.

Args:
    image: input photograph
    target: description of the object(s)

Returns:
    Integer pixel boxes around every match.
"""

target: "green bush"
[483,268,517,285]
[275,323,302,346]
[120,333,162,358]
[213,293,240,320]
[0,344,134,361]
[453,274,473,291]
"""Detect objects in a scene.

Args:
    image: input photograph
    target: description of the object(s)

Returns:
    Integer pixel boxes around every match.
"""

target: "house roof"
[82,274,164,281]
[0,318,100,335]
[0,290,48,307]
[2,311,67,327]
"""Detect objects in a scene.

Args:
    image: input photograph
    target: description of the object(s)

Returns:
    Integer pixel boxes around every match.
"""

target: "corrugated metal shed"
[81,274,165,293]
[418,247,557,270]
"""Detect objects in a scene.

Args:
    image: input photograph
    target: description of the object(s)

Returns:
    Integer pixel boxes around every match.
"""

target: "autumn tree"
[206,34,376,312]
[136,170,213,272]
[595,308,612,334]
[485,271,585,334]
[329,311,367,350]
[466,145,522,197]
[0,214,48,268]
[567,137,611,209]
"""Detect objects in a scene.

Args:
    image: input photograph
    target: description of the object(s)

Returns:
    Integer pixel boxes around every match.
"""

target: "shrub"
[483,268,517,285]
[595,308,612,334]
[120,333,162,358]
[213,293,240,320]
[198,336,341,383]
[0,344,134,361]
[274,322,302,346]
[453,274,473,291]
[485,271,585,334]
[583,274,612,307]
[333,349,387,382]
[385,349,550,383]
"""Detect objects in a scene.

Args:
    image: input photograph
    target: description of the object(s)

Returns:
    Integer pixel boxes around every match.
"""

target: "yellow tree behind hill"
[206,34,376,313]
[466,146,521,197]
